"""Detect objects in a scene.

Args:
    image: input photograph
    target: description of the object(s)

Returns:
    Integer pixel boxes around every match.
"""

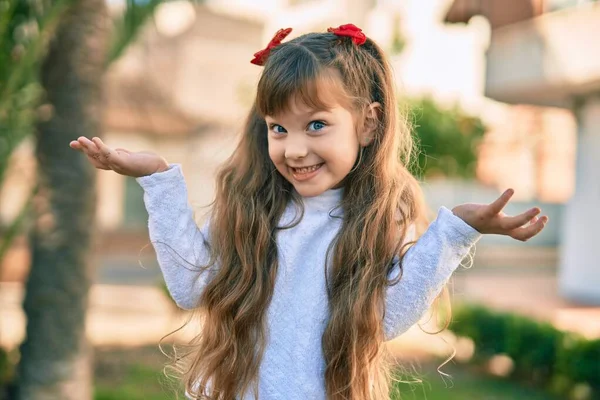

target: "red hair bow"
[250,27,292,66]
[327,23,366,45]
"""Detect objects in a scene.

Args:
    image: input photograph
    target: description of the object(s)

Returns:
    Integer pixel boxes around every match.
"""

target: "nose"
[284,135,308,160]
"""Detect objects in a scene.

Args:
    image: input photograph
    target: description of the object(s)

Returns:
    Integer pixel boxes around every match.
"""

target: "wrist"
[154,160,170,174]
[450,206,481,233]
[451,206,464,221]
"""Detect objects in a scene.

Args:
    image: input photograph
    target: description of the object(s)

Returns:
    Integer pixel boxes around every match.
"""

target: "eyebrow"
[266,109,332,122]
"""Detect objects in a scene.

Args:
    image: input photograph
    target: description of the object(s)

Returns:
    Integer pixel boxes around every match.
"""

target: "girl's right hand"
[69,136,170,178]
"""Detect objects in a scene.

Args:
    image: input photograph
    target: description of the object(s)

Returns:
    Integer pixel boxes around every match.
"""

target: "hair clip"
[327,23,366,45]
[250,27,293,66]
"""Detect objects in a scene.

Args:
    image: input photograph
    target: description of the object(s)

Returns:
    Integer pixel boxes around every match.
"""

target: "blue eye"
[270,124,287,135]
[308,121,326,131]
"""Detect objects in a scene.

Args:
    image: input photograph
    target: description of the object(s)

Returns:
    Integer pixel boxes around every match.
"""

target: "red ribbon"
[327,23,366,45]
[250,27,293,66]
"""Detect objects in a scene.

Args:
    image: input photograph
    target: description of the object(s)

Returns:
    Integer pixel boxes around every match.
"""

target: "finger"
[93,137,132,171]
[93,137,127,166]
[527,216,539,226]
[70,140,106,169]
[74,137,97,156]
[77,136,97,152]
[91,137,112,160]
[77,137,103,162]
[499,207,541,231]
[486,189,514,217]
[77,137,111,169]
[510,215,548,241]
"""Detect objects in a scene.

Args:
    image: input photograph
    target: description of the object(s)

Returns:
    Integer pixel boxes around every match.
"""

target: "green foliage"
[451,303,600,399]
[0,0,72,285]
[0,0,71,184]
[0,0,166,187]
[107,0,163,65]
[0,0,169,238]
[0,0,165,270]
[92,345,556,400]
[556,336,600,392]
[391,362,559,400]
[0,346,11,384]
[95,364,181,400]
[504,315,564,383]
[450,305,510,360]
[0,0,175,391]
[108,0,205,65]
[405,97,486,180]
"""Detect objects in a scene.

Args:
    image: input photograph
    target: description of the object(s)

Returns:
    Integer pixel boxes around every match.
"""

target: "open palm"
[452,189,548,242]
[69,136,169,177]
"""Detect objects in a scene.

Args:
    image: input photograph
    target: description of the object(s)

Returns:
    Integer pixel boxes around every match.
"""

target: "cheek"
[325,136,360,170]
[338,149,359,171]
[267,139,284,165]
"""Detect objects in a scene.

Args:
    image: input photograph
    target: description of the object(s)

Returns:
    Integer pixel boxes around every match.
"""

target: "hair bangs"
[256,45,348,117]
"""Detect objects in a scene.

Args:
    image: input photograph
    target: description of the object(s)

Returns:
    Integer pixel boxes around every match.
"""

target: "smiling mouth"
[290,163,324,174]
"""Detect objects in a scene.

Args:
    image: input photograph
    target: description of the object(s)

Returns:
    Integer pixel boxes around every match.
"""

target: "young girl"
[70,24,547,400]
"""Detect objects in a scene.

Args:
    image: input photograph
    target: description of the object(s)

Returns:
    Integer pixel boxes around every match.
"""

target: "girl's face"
[265,96,362,198]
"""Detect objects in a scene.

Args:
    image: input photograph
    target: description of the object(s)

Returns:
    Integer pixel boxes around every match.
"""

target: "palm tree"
[0,0,180,395]
[15,0,108,397]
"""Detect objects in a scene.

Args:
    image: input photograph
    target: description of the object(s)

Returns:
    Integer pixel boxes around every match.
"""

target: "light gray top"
[136,164,481,400]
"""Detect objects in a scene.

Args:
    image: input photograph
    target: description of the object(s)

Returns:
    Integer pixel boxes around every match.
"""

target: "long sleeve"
[136,163,215,310]
[384,206,481,340]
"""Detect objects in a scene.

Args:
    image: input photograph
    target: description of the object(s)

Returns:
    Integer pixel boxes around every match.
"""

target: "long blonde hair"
[170,31,440,399]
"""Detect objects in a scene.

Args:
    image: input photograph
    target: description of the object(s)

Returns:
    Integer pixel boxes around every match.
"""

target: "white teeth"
[293,164,322,174]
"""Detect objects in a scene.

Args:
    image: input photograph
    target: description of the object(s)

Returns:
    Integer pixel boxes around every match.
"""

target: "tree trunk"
[16,0,108,398]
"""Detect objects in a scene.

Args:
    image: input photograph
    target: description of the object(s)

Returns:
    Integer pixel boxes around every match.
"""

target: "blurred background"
[0,0,599,399]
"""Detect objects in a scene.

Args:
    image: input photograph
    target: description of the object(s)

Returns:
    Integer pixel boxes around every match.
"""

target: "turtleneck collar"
[299,187,344,214]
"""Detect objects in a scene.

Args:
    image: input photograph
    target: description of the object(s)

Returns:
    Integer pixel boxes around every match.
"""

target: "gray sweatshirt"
[136,163,481,400]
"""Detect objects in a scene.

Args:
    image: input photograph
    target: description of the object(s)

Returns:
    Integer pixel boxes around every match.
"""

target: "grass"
[94,345,184,400]
[391,361,560,400]
[94,346,559,400]
[95,365,180,400]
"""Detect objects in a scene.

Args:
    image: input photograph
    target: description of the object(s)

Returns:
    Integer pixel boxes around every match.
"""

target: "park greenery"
[0,0,166,397]
[451,304,600,400]
[406,96,485,180]
[0,1,484,397]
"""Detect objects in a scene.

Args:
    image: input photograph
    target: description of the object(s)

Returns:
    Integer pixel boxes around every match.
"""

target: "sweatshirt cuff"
[136,163,182,188]
[437,206,482,248]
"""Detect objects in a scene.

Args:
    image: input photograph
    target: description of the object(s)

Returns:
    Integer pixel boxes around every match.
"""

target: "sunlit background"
[0,0,599,399]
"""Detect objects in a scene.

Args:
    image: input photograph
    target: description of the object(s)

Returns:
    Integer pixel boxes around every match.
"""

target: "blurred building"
[0,0,586,286]
[99,2,264,231]
[445,0,600,302]
[0,4,264,280]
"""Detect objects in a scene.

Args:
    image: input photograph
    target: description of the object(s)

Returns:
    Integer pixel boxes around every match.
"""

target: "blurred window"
[546,0,597,12]
[122,176,148,230]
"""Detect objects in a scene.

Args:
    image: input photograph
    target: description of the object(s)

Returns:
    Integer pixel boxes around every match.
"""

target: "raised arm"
[69,137,217,310]
[136,164,216,310]
[383,187,548,340]
[383,207,481,340]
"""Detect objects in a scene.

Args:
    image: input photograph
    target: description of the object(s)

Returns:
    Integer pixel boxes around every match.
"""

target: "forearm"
[384,207,481,340]
[137,164,215,310]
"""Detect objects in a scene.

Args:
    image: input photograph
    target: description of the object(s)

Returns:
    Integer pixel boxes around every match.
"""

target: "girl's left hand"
[451,189,548,242]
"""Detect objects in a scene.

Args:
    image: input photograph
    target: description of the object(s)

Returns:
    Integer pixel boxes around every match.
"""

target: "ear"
[359,102,381,147]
